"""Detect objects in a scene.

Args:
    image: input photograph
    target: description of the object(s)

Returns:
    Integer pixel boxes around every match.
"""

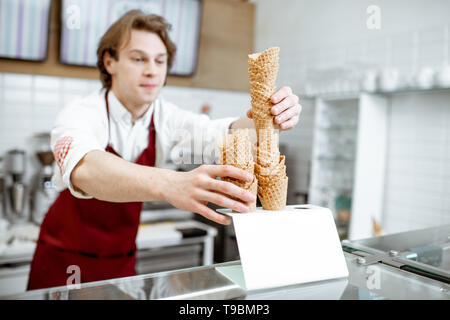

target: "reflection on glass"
[347,225,450,280]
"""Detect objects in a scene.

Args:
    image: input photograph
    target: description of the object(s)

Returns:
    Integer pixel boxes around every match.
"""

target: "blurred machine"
[4,150,29,224]
[30,133,58,225]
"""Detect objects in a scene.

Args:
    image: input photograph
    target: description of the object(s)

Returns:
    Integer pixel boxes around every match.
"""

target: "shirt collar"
[108,90,154,127]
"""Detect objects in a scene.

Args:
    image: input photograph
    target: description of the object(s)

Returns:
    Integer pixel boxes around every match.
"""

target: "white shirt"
[51,89,238,199]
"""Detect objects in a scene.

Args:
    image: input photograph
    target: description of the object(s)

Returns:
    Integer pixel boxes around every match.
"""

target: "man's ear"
[103,51,116,75]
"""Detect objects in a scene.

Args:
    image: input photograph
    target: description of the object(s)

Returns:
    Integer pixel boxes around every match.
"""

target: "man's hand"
[163,165,256,225]
[247,86,302,130]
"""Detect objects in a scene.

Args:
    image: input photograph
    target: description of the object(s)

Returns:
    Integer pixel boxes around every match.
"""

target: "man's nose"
[144,60,157,76]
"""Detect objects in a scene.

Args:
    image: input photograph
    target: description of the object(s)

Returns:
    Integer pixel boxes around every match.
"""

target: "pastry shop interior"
[0,0,449,301]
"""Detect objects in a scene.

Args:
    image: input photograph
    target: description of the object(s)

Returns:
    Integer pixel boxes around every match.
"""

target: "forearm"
[71,150,172,203]
[230,116,254,130]
[230,116,256,144]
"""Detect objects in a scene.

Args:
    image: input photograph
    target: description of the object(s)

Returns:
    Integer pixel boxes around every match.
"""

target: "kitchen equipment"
[31,133,58,225]
[0,157,5,219]
[6,150,30,224]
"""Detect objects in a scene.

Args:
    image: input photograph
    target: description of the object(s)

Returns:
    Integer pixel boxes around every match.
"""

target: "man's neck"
[111,86,150,124]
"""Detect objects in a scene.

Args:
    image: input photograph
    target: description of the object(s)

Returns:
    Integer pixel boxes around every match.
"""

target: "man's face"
[105,29,168,108]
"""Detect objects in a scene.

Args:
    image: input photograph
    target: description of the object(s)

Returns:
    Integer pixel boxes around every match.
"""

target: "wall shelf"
[309,87,450,240]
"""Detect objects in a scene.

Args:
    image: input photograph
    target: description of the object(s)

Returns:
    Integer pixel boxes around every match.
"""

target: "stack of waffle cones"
[219,129,257,212]
[249,47,288,210]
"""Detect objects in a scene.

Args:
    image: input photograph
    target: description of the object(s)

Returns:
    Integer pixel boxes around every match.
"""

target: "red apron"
[27,91,156,290]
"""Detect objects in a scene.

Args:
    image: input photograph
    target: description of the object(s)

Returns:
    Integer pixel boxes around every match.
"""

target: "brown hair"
[96,10,177,90]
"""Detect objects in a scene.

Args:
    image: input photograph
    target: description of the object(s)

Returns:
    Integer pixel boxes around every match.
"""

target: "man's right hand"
[163,165,256,225]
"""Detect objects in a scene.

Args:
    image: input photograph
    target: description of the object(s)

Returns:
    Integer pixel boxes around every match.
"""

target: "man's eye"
[134,57,143,62]
[156,60,166,65]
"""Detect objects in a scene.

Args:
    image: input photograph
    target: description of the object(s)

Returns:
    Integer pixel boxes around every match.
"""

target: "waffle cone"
[251,93,273,120]
[252,105,273,122]
[248,47,280,65]
[248,68,278,85]
[222,175,254,192]
[255,156,287,187]
[235,160,254,175]
[256,167,286,187]
[218,129,257,213]
[256,128,280,167]
[219,129,253,168]
[247,47,288,211]
[258,176,288,210]
[255,155,285,176]
[257,148,280,168]
[250,81,275,99]
[253,118,274,134]
[223,177,258,212]
[248,47,280,86]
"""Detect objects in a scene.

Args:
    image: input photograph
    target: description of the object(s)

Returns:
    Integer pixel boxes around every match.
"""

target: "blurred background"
[1,0,450,296]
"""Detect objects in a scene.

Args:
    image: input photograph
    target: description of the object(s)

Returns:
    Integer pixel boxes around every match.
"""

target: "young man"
[27,10,302,290]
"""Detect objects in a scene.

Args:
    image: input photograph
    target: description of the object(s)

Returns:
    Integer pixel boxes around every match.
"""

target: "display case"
[309,97,359,240]
[5,229,450,300]
[343,224,450,284]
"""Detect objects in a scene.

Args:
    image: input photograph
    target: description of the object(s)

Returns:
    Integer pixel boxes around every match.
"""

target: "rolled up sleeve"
[51,97,107,199]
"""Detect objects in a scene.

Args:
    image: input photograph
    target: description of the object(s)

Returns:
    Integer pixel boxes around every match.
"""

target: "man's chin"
[139,90,160,104]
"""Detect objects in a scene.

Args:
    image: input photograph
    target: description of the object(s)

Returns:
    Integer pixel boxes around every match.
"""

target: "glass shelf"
[316,155,355,162]
[302,86,450,100]
[316,125,358,131]
[344,224,450,283]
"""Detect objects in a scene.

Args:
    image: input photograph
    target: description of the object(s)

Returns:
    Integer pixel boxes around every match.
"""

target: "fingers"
[206,178,256,203]
[274,103,302,126]
[202,164,253,182]
[193,202,232,225]
[271,93,299,117]
[279,115,299,130]
[195,189,250,213]
[271,86,292,104]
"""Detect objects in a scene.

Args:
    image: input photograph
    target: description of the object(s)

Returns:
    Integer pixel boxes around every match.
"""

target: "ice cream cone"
[224,176,258,212]
[248,47,280,65]
[255,155,285,176]
[248,46,288,212]
[218,129,257,213]
[258,176,288,210]
[248,48,279,86]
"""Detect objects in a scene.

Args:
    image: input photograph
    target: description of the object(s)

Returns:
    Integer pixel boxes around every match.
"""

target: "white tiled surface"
[254,0,450,95]
[382,91,450,233]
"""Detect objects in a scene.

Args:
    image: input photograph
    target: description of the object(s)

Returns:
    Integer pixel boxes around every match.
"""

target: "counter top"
[0,218,216,266]
[4,251,449,300]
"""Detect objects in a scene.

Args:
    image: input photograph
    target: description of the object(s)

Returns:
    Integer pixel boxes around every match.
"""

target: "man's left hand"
[246,86,302,130]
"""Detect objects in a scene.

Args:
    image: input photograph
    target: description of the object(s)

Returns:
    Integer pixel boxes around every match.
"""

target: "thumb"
[246,109,253,119]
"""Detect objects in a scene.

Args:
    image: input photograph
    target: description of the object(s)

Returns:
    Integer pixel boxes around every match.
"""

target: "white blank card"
[217,205,349,291]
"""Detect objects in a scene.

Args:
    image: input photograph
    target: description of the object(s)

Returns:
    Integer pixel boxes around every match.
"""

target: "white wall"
[253,0,450,234]
[383,91,450,234]
[254,0,450,92]
[254,0,450,50]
